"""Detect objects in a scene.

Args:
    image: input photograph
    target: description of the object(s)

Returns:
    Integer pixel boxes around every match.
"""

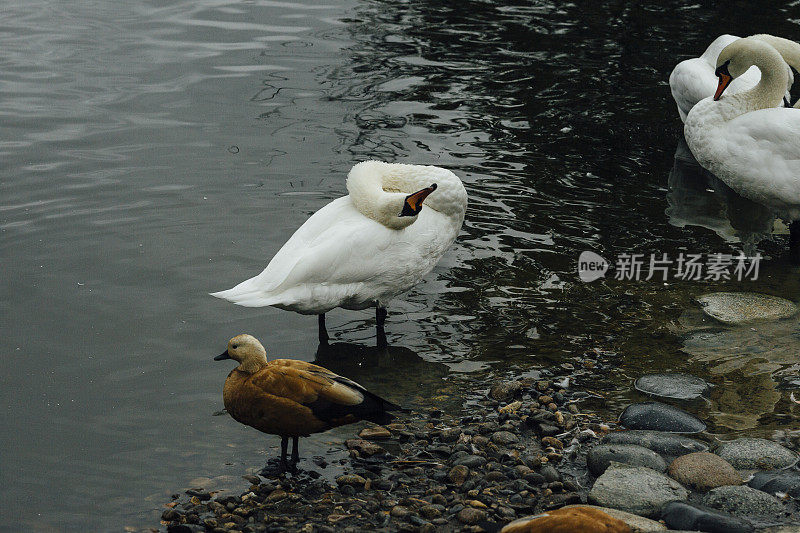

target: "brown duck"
[214,334,401,469]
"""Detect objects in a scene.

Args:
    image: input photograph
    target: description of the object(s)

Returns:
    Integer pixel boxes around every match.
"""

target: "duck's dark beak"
[400,183,437,217]
[214,350,231,361]
[714,62,733,101]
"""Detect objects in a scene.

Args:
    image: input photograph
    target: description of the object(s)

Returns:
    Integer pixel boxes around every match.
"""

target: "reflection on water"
[676,306,800,432]
[3,0,800,529]
[666,139,775,253]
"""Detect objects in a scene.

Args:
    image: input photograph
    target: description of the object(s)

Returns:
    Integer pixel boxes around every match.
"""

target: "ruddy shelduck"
[214,334,401,469]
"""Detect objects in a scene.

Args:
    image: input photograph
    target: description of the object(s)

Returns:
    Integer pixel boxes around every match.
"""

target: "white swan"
[669,34,794,123]
[684,36,800,262]
[211,161,468,341]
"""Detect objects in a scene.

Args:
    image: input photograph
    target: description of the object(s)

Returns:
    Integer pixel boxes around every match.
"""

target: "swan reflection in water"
[314,336,452,407]
[666,138,776,255]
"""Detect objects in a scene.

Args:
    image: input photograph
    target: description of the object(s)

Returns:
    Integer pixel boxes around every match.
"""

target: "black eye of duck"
[232,344,239,349]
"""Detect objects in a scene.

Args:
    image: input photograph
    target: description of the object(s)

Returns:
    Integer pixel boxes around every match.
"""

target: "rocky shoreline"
[154,353,800,533]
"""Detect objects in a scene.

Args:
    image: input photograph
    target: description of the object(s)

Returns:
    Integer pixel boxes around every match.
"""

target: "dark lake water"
[3,0,800,529]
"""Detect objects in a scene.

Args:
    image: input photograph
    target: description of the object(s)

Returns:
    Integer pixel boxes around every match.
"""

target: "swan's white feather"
[211,163,466,315]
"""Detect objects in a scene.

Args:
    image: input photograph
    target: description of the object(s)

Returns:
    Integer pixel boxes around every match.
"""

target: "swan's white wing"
[712,108,800,210]
[670,58,719,122]
[212,196,448,312]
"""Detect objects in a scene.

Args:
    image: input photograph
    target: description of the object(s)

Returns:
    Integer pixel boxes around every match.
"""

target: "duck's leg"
[279,436,289,471]
[318,314,329,344]
[290,436,300,467]
[790,221,800,265]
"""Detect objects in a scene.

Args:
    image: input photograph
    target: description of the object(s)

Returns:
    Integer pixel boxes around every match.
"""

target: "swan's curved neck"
[753,34,800,72]
[346,161,467,226]
[727,43,788,114]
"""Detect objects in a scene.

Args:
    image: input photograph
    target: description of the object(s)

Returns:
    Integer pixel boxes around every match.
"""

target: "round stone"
[717,438,798,470]
[634,373,710,400]
[601,430,708,459]
[587,444,667,476]
[619,402,706,433]
[667,452,741,491]
[588,463,689,518]
[702,485,786,517]
[697,292,798,324]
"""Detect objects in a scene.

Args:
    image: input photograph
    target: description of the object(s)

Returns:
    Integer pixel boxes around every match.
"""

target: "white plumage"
[670,34,794,123]
[684,37,800,260]
[211,161,467,320]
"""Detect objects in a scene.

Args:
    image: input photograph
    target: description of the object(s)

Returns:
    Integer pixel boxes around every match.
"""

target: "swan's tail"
[209,277,284,308]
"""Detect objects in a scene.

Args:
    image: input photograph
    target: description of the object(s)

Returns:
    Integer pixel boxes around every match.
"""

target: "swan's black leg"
[784,96,791,108]
[291,436,300,467]
[376,306,387,328]
[790,221,800,265]
[318,314,329,344]
[279,436,289,471]
[376,327,388,350]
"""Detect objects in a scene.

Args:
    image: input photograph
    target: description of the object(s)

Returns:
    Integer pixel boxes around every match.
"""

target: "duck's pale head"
[215,334,268,373]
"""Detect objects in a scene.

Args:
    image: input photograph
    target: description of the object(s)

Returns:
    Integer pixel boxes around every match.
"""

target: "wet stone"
[335,475,366,488]
[453,455,486,468]
[601,430,708,459]
[697,292,798,324]
[661,500,754,533]
[634,373,710,401]
[345,439,386,457]
[491,431,519,445]
[667,452,741,492]
[717,438,798,471]
[501,506,631,533]
[748,471,800,499]
[457,507,486,524]
[359,426,391,440]
[618,402,706,433]
[489,381,523,402]
[588,463,689,517]
[448,465,469,485]
[587,444,667,476]
[702,485,786,517]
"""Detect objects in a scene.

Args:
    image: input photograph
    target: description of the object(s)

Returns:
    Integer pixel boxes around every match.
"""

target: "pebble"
[667,452,741,492]
[589,463,689,517]
[489,381,523,402]
[358,426,391,440]
[701,485,786,517]
[697,292,798,324]
[453,455,486,468]
[587,444,667,476]
[634,373,709,401]
[345,439,386,457]
[661,500,754,533]
[748,470,800,499]
[618,402,706,433]
[716,438,798,471]
[336,475,366,488]
[448,465,469,485]
[492,431,519,445]
[601,430,708,459]
[457,507,486,524]
[499,506,631,533]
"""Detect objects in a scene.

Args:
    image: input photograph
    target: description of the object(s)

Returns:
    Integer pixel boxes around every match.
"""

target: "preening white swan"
[211,161,468,341]
[684,36,800,262]
[669,34,794,123]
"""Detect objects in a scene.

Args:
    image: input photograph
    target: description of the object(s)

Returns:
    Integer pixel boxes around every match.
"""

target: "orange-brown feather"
[222,361,379,437]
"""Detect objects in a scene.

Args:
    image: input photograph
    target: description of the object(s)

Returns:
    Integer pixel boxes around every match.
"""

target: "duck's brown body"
[223,359,394,437]
[215,334,400,469]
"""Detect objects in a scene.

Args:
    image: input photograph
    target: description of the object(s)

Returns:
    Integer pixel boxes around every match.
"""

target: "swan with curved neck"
[684,37,800,262]
[669,34,795,122]
[211,161,468,341]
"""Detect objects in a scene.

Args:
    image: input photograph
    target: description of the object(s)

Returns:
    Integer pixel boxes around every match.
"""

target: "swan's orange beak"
[400,183,437,217]
[714,62,733,101]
